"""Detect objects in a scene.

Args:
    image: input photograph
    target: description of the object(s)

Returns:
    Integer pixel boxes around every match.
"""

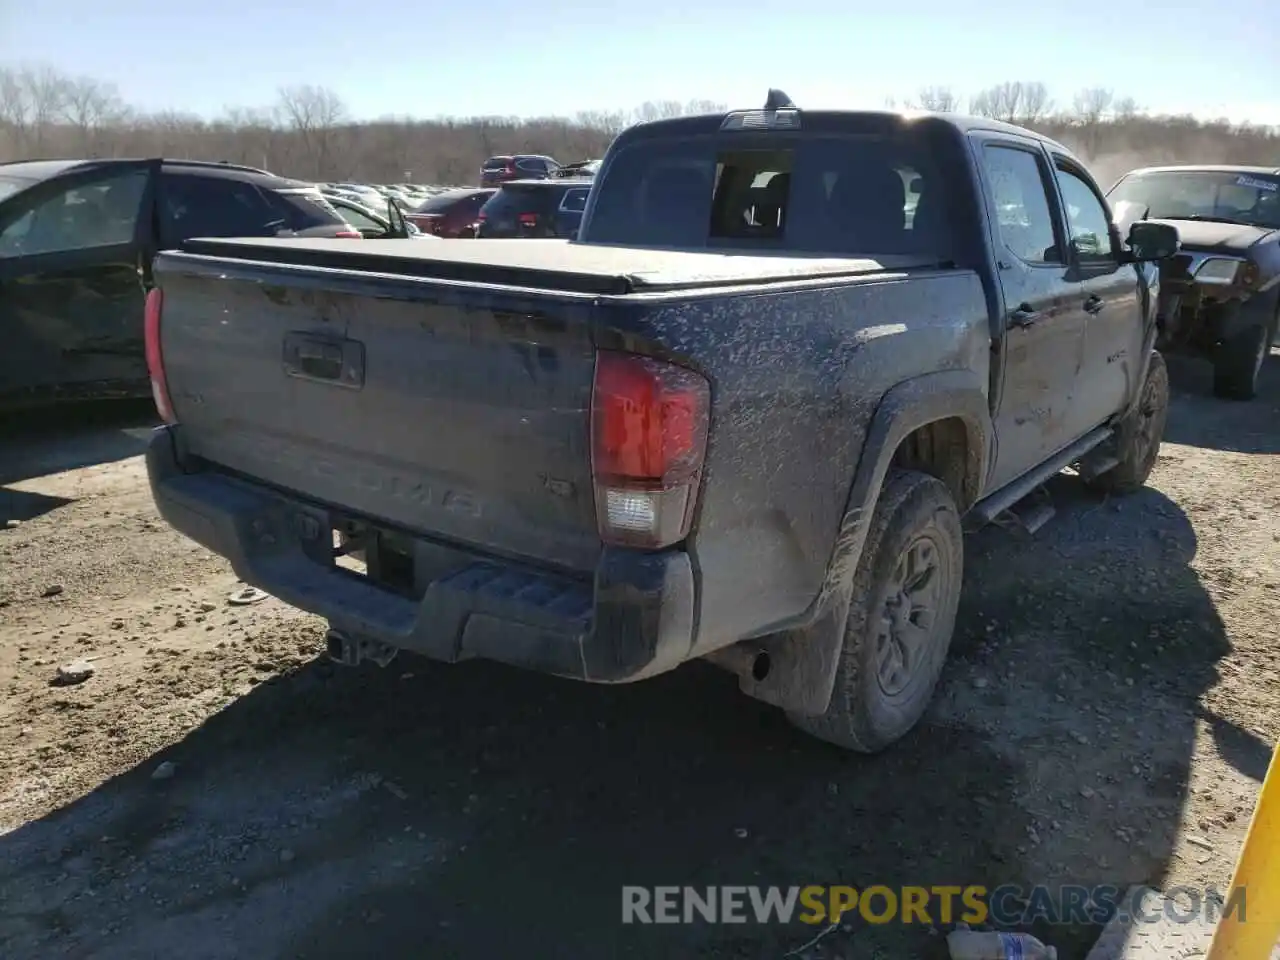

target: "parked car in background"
[325,194,431,239]
[0,157,359,410]
[405,187,495,237]
[1107,164,1280,400]
[321,184,378,208]
[552,159,600,178]
[475,179,592,239]
[479,155,561,186]
[331,182,385,207]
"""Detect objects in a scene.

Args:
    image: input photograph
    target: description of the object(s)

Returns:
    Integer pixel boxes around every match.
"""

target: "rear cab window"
[583,126,959,259]
[516,157,548,175]
[483,157,513,171]
[481,184,557,219]
[559,187,590,213]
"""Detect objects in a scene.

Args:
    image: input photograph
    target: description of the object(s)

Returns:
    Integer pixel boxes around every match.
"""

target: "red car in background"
[404,188,496,237]
[479,155,560,186]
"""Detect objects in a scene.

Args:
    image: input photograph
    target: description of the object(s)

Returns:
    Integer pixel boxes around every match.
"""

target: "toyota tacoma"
[143,94,1179,752]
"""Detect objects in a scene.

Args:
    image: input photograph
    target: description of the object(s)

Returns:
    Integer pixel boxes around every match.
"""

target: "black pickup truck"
[144,95,1179,752]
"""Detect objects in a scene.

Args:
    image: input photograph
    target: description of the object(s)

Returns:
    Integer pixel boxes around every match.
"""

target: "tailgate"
[155,256,601,573]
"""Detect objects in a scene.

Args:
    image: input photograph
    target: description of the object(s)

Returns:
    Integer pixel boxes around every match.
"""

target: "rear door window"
[585,131,956,257]
[979,145,1061,265]
[160,174,281,244]
[334,202,383,232]
[270,189,347,230]
[516,157,548,176]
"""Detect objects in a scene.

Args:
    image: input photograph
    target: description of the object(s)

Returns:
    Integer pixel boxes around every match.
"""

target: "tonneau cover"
[173,236,918,296]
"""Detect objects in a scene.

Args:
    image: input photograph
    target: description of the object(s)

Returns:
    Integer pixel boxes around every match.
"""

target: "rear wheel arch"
[722,371,991,719]
[890,416,983,513]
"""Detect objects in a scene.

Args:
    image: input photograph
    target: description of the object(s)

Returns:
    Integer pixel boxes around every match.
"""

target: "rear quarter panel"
[600,269,991,653]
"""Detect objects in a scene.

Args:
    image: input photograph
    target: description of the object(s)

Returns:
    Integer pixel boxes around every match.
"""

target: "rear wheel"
[787,470,963,753]
[1085,351,1169,495]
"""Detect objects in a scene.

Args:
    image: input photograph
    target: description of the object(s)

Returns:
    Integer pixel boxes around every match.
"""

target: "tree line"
[1,64,1276,188]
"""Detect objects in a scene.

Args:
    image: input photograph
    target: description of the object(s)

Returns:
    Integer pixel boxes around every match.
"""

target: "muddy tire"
[1085,351,1170,495]
[1213,322,1269,401]
[787,470,963,754]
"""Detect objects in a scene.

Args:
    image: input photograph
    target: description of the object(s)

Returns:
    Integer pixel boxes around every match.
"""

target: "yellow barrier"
[1206,739,1280,959]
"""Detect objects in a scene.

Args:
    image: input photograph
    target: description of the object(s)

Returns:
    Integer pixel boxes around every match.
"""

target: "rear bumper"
[146,427,696,682]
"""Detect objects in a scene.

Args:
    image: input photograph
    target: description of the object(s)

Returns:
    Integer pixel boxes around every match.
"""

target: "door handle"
[1009,304,1042,328]
[1084,295,1105,315]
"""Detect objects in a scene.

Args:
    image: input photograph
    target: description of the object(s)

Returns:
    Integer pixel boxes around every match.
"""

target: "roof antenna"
[765,88,796,111]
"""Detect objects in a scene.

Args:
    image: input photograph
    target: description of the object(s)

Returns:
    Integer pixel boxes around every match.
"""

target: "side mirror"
[1126,220,1180,262]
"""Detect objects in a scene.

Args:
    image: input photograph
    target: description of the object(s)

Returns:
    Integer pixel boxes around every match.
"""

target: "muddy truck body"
[143,99,1178,751]
[1108,164,1280,401]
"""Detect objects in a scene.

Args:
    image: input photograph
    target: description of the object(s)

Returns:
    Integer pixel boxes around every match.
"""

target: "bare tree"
[970,81,1053,124]
[683,99,725,115]
[61,75,126,155]
[0,66,33,153]
[1019,82,1054,124]
[1,62,1277,187]
[915,87,960,112]
[1070,87,1115,158]
[632,100,686,124]
[1073,87,1114,124]
[575,110,629,138]
[1113,96,1141,121]
[23,64,70,153]
[969,83,1018,121]
[275,84,347,180]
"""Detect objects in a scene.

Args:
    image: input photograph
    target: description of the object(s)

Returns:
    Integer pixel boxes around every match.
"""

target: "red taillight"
[334,229,363,239]
[518,212,538,226]
[144,287,176,425]
[506,161,516,174]
[477,212,487,221]
[590,351,710,549]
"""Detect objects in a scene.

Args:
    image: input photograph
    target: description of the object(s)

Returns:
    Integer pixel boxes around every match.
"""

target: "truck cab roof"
[616,107,1075,157]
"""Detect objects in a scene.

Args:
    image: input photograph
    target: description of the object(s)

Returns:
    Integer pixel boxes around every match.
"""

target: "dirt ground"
[1,354,1277,960]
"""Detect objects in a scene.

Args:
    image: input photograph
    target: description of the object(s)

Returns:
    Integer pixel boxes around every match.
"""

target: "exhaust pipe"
[326,629,399,668]
[704,643,772,682]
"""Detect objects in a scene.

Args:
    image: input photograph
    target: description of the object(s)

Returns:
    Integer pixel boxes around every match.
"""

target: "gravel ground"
[1,354,1277,960]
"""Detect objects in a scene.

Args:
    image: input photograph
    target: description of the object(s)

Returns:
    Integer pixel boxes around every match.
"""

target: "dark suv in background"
[474,179,592,239]
[479,155,561,186]
[404,187,495,237]
[0,157,356,410]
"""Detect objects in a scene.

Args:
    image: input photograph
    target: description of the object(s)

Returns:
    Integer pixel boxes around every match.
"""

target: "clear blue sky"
[2,0,1277,124]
